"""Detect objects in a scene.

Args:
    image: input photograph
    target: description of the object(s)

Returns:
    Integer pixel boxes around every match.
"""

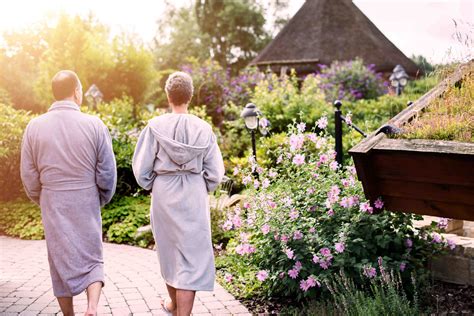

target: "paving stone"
[0,236,247,315]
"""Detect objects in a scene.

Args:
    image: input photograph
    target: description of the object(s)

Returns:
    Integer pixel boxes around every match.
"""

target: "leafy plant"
[0,200,43,239]
[217,122,450,301]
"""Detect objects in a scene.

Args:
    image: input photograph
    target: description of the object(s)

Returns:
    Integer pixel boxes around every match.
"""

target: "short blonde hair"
[165,71,194,105]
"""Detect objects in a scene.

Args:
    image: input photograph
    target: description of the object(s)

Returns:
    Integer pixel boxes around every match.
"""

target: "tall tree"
[195,0,270,72]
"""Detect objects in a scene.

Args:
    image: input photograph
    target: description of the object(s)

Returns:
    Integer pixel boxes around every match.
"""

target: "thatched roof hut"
[251,0,421,76]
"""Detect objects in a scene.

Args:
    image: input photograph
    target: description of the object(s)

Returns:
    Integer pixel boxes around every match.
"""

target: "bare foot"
[84,309,97,316]
[161,297,176,315]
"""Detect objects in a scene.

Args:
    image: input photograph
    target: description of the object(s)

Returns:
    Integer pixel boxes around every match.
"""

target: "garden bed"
[349,61,474,220]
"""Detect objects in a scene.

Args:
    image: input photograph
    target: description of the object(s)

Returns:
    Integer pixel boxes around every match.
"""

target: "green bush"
[102,195,151,246]
[217,123,449,301]
[0,104,34,201]
[0,200,43,239]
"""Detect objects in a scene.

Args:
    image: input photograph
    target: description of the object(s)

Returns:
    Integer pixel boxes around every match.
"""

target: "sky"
[0,0,472,64]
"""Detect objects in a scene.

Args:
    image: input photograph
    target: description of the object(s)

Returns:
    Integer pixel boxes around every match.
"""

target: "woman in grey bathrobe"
[132,71,225,315]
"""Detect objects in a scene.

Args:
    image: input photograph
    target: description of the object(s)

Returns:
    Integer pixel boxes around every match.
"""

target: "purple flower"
[437,218,448,230]
[319,154,329,164]
[256,270,269,281]
[329,161,339,170]
[374,198,384,209]
[285,248,294,259]
[261,178,270,189]
[447,239,456,250]
[431,233,442,244]
[261,224,270,235]
[293,230,303,240]
[294,261,303,271]
[399,262,407,272]
[363,266,377,278]
[359,202,373,214]
[405,238,413,248]
[289,209,299,220]
[297,122,306,133]
[224,273,233,282]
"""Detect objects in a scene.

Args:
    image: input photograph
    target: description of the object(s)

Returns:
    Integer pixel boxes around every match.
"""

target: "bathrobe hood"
[148,114,213,165]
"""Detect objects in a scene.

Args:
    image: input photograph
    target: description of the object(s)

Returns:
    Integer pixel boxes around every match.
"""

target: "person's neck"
[60,97,79,105]
[171,104,188,114]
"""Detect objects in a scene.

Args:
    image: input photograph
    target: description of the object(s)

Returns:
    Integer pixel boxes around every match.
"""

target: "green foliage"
[0,200,43,239]
[411,55,435,75]
[0,104,34,200]
[195,0,270,72]
[251,71,328,134]
[102,195,151,246]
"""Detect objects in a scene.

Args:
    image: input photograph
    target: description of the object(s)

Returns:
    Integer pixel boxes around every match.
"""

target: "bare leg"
[58,297,74,316]
[85,281,102,316]
[163,284,177,315]
[176,289,196,316]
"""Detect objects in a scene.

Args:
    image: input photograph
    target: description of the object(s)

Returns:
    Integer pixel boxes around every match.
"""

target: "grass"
[399,64,473,143]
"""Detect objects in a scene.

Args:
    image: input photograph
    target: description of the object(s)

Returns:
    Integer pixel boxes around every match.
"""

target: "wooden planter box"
[349,62,474,221]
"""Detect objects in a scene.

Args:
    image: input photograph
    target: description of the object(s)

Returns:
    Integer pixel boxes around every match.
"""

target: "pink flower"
[279,272,286,279]
[294,261,302,271]
[374,198,384,209]
[399,262,406,272]
[297,122,306,133]
[312,173,319,179]
[317,116,328,129]
[307,133,317,142]
[307,187,315,194]
[306,276,320,288]
[222,220,233,231]
[293,154,305,166]
[341,179,350,187]
[224,273,233,282]
[235,243,255,255]
[281,234,289,243]
[431,233,442,244]
[309,227,316,233]
[289,209,299,220]
[319,154,329,164]
[347,166,357,175]
[256,270,268,281]
[327,209,335,216]
[447,239,456,250]
[312,255,319,264]
[277,155,283,164]
[289,134,305,151]
[232,215,242,228]
[293,230,303,240]
[329,161,339,170]
[339,197,350,208]
[261,224,270,235]
[262,178,270,189]
[267,200,277,208]
[243,202,251,209]
[345,114,353,125]
[256,167,264,174]
[359,202,373,214]
[233,167,239,176]
[285,248,294,259]
[242,175,252,185]
[320,247,332,257]
[269,170,278,178]
[363,266,377,278]
[405,238,413,248]
[348,195,359,207]
[335,242,345,253]
[288,268,299,279]
[253,180,260,189]
[300,280,309,292]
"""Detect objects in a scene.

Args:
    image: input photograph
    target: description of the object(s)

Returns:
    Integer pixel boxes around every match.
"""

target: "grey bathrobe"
[20,100,116,297]
[132,113,225,291]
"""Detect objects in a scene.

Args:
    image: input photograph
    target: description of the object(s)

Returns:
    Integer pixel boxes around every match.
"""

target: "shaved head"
[51,70,81,101]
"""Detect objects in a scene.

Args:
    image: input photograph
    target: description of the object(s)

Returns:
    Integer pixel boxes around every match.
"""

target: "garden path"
[0,237,250,315]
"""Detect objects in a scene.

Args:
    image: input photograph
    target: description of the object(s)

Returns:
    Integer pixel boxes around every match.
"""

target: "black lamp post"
[389,65,409,96]
[85,84,103,111]
[240,103,260,162]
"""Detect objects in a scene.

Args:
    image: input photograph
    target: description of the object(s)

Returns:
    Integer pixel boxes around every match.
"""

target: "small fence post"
[334,100,343,166]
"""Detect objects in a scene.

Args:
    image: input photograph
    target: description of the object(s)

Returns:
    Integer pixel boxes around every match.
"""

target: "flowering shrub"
[318,58,387,102]
[217,122,450,301]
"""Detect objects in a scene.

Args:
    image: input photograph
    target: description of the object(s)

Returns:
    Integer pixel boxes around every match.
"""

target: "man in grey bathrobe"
[20,70,116,316]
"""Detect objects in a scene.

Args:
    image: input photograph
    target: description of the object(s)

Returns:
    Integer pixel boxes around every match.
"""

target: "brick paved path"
[0,237,250,315]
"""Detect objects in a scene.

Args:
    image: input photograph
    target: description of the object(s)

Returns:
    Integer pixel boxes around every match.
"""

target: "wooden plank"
[371,151,474,186]
[375,138,474,155]
[349,133,384,154]
[378,179,474,205]
[351,153,380,202]
[382,196,474,221]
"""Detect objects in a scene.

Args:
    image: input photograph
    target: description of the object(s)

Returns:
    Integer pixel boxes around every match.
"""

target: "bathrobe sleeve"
[132,125,158,190]
[203,134,225,192]
[20,124,41,205]
[96,123,117,206]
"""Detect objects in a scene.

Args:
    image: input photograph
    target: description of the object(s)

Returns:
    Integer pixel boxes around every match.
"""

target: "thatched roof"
[251,0,420,76]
